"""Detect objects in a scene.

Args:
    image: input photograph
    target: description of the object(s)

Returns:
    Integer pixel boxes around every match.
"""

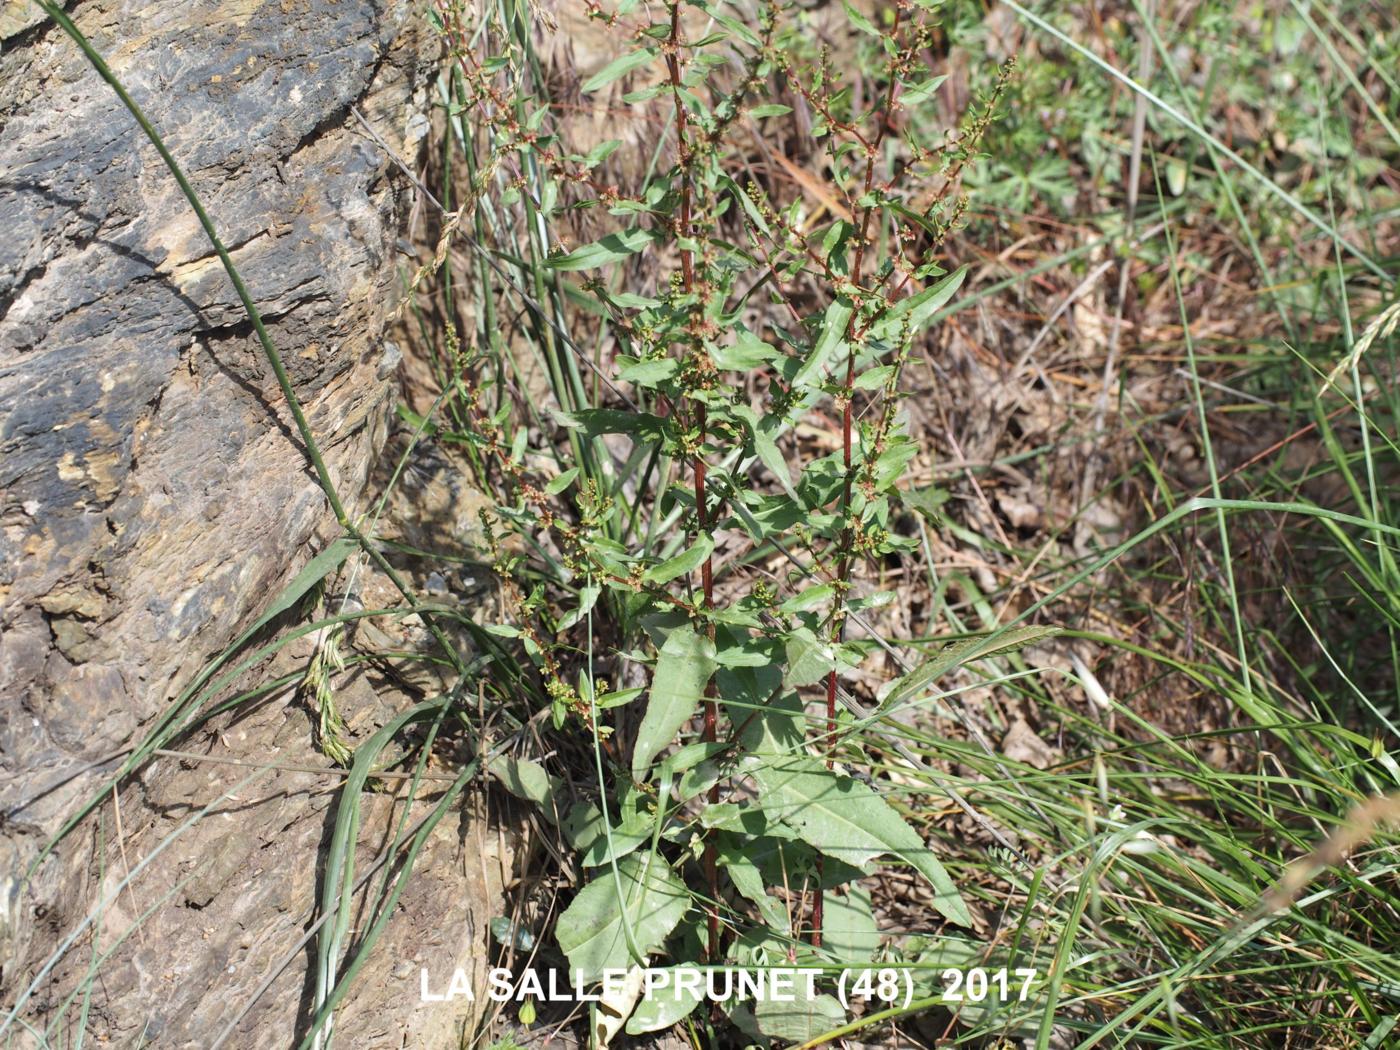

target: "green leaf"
[546,467,579,495]
[557,583,601,630]
[394,404,439,437]
[739,493,805,539]
[660,741,727,779]
[722,174,772,236]
[488,755,563,823]
[749,103,793,118]
[877,264,968,335]
[546,228,657,271]
[621,83,666,104]
[609,291,662,308]
[849,589,896,612]
[753,436,797,501]
[676,761,721,803]
[642,534,714,585]
[580,48,659,93]
[631,627,718,780]
[741,714,972,926]
[619,356,680,385]
[902,483,950,519]
[871,437,919,490]
[563,408,667,439]
[733,405,796,499]
[597,685,644,709]
[714,634,777,668]
[841,0,879,35]
[697,3,762,45]
[880,625,1061,711]
[719,840,790,933]
[820,885,880,962]
[754,994,845,1043]
[564,802,606,851]
[780,584,836,615]
[580,786,654,867]
[784,627,835,688]
[584,138,623,165]
[820,219,856,272]
[854,364,896,391]
[625,967,706,1034]
[555,852,690,982]
[258,536,357,631]
[889,201,941,238]
[699,803,750,831]
[792,300,853,389]
[899,73,948,107]
[712,330,778,371]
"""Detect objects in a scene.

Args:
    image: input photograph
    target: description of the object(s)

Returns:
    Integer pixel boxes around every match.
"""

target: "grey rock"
[0,1,504,1045]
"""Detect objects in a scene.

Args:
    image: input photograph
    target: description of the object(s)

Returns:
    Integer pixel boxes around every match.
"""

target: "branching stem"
[665,0,723,960]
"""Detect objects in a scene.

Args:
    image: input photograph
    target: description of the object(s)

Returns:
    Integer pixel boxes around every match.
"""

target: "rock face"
[0,2,501,1044]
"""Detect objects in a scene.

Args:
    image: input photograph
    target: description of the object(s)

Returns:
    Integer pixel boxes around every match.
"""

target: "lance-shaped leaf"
[487,754,563,824]
[873,264,968,337]
[718,839,790,933]
[733,404,796,499]
[642,534,714,586]
[841,0,879,35]
[555,852,690,983]
[754,995,846,1043]
[783,627,836,689]
[791,299,853,389]
[581,48,659,93]
[739,705,971,926]
[559,408,667,439]
[899,73,949,108]
[631,627,718,781]
[878,624,1060,712]
[625,967,706,1035]
[711,329,778,371]
[820,885,881,963]
[546,227,658,271]
[250,536,357,635]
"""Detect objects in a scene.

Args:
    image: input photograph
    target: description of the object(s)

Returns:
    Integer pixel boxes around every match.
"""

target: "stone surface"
[0,1,506,1044]
[35,682,515,1048]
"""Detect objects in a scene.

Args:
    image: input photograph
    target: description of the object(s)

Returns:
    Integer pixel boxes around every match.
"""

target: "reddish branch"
[812,0,909,950]
[665,0,723,961]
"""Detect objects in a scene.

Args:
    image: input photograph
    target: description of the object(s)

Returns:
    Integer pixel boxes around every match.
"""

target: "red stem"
[666,0,721,960]
[812,1,908,950]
